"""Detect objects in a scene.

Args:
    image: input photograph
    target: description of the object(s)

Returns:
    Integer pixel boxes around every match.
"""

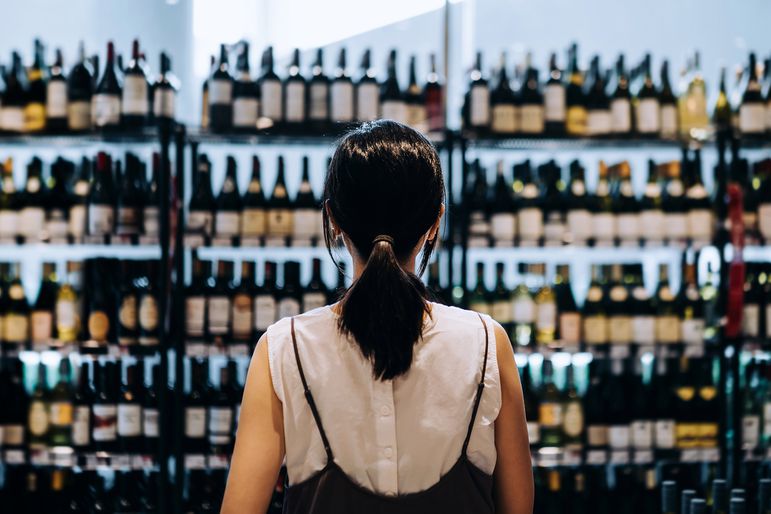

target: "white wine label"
[4,314,29,343]
[47,212,69,240]
[19,207,46,239]
[587,425,608,446]
[215,211,240,237]
[654,420,676,448]
[293,208,319,240]
[559,312,581,345]
[681,318,705,345]
[209,79,233,105]
[610,99,631,133]
[766,303,771,339]
[92,404,118,441]
[518,208,543,242]
[512,298,535,323]
[520,105,544,134]
[254,295,277,331]
[639,210,665,240]
[46,81,68,117]
[241,208,267,237]
[1,107,25,132]
[188,210,213,236]
[742,415,760,448]
[92,94,120,126]
[185,407,207,438]
[72,406,90,446]
[631,420,653,449]
[616,213,639,241]
[526,422,540,444]
[144,207,160,237]
[309,83,329,120]
[278,297,301,319]
[656,316,680,344]
[285,82,306,122]
[562,403,584,437]
[122,76,149,115]
[758,204,771,240]
[303,292,327,313]
[608,425,630,449]
[739,103,765,134]
[55,299,78,337]
[88,204,114,235]
[660,105,677,137]
[232,294,252,339]
[767,101,771,131]
[490,213,517,244]
[381,100,408,124]
[69,205,86,238]
[117,404,142,436]
[592,213,615,242]
[664,213,688,240]
[208,407,233,434]
[28,401,49,435]
[267,208,293,237]
[30,310,53,343]
[491,300,512,324]
[356,83,379,121]
[470,85,490,126]
[139,295,159,332]
[232,97,259,127]
[538,402,563,427]
[185,296,206,337]
[330,82,354,122]
[583,316,608,344]
[687,210,714,242]
[408,104,428,132]
[261,80,283,120]
[143,408,159,437]
[566,209,592,243]
[536,303,557,332]
[208,296,230,335]
[491,104,517,134]
[743,304,760,338]
[154,88,176,119]
[587,110,611,136]
[0,210,18,238]
[764,403,771,438]
[544,85,566,121]
[637,98,660,133]
[608,316,633,345]
[67,101,91,130]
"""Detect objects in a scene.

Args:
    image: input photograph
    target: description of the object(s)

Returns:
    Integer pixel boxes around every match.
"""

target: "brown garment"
[282,315,495,514]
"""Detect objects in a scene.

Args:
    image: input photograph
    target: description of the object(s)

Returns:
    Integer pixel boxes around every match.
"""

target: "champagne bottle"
[490,52,518,136]
[308,48,330,130]
[610,54,633,136]
[405,55,426,131]
[92,41,122,130]
[425,53,445,133]
[240,155,267,241]
[659,60,678,138]
[465,51,490,132]
[355,49,379,122]
[519,54,544,135]
[266,156,293,243]
[67,42,93,132]
[330,48,354,124]
[232,42,258,132]
[739,52,766,137]
[153,52,177,123]
[214,156,242,241]
[19,157,48,242]
[380,49,407,125]
[46,48,68,132]
[586,55,611,137]
[565,43,587,136]
[544,52,566,135]
[121,39,149,128]
[209,44,234,133]
[24,39,47,133]
[284,48,307,126]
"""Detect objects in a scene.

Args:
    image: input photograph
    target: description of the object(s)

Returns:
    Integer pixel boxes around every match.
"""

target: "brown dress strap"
[462,313,491,455]
[290,317,334,462]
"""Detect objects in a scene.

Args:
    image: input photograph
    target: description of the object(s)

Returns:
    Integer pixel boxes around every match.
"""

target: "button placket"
[372,378,398,494]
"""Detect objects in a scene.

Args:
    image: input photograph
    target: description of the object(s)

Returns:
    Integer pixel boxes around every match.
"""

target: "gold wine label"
[88,311,110,341]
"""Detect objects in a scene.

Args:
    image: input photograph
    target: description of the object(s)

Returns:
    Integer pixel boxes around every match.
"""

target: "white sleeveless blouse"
[267,303,501,496]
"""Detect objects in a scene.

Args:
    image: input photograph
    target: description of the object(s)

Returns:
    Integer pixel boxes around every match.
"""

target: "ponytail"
[338,236,429,380]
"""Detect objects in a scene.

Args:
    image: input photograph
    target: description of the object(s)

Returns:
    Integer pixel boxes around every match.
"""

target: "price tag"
[186,343,207,358]
[701,448,720,463]
[83,453,100,470]
[562,448,582,466]
[185,454,207,469]
[240,237,262,247]
[4,449,26,465]
[50,448,75,467]
[265,236,287,248]
[684,344,705,358]
[211,237,233,247]
[228,344,250,358]
[586,450,608,465]
[29,448,51,466]
[132,454,153,470]
[610,450,629,464]
[207,454,230,469]
[680,449,701,462]
[610,345,631,359]
[633,450,653,464]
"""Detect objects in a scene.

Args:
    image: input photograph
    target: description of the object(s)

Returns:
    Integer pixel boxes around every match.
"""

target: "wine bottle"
[330,48,354,124]
[68,157,90,242]
[654,264,680,345]
[489,161,516,246]
[232,261,255,345]
[511,263,536,348]
[541,161,565,245]
[638,160,665,245]
[278,261,302,319]
[153,52,177,123]
[28,363,50,450]
[45,157,72,242]
[116,152,143,236]
[629,264,655,347]
[72,360,93,452]
[207,260,234,345]
[87,152,115,238]
[308,48,330,131]
[425,53,444,133]
[538,358,563,447]
[142,154,160,240]
[534,264,557,346]
[208,364,236,456]
[610,55,633,136]
[92,41,122,130]
[117,261,139,348]
[266,156,293,243]
[292,156,320,246]
[630,357,654,451]
[209,44,234,133]
[565,43,587,137]
[185,359,208,454]
[490,262,512,334]
[520,54,544,135]
[185,256,208,345]
[405,55,426,131]
[612,161,640,246]
[121,39,149,128]
[84,259,116,347]
[591,161,615,246]
[355,49,379,122]
[230,42,259,132]
[516,160,543,246]
[679,51,709,139]
[663,159,689,245]
[490,52,517,136]
[586,55,611,137]
[0,159,18,243]
[469,262,491,315]
[606,358,632,452]
[564,160,592,245]
[137,260,160,348]
[466,159,490,247]
[713,67,733,135]
[214,156,242,241]
[554,265,580,349]
[240,155,267,242]
[584,359,608,462]
[31,262,57,348]
[254,261,278,338]
[1,52,26,133]
[520,363,540,449]
[67,42,93,132]
[5,263,29,348]
[465,51,490,132]
[636,54,661,136]
[284,48,307,127]
[739,52,766,137]
[380,49,407,124]
[686,148,714,246]
[55,261,82,345]
[659,60,678,139]
[582,265,608,346]
[117,363,142,453]
[19,156,48,243]
[25,39,47,133]
[201,54,214,129]
[143,364,160,453]
[562,364,584,450]
[607,264,633,346]
[544,52,566,136]
[92,361,118,452]
[46,48,68,132]
[188,154,215,240]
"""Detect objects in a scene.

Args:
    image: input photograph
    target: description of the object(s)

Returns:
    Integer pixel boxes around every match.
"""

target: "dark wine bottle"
[45,157,72,242]
[232,42,258,132]
[330,48,354,125]
[142,153,160,240]
[116,152,143,237]
[116,261,138,348]
[92,361,118,452]
[254,261,278,338]
[87,152,115,238]
[117,363,143,453]
[121,39,149,128]
[519,54,544,135]
[586,55,611,137]
[5,263,30,348]
[1,52,27,133]
[25,39,47,133]
[209,44,234,133]
[425,54,444,133]
[278,261,302,319]
[405,55,426,131]
[739,52,765,137]
[137,260,160,348]
[185,256,209,342]
[266,156,293,243]
[240,155,267,241]
[465,51,490,132]
[19,156,48,242]
[27,363,50,450]
[565,43,587,136]
[355,49,379,122]
[284,48,307,127]
[72,360,93,452]
[153,52,177,123]
[564,160,592,244]
[208,364,235,455]
[303,257,328,312]
[659,60,678,138]
[380,49,407,125]
[46,48,68,132]
[490,52,518,136]
[308,48,330,131]
[48,358,73,447]
[231,261,255,344]
[92,41,122,130]
[259,46,282,124]
[185,359,208,454]
[143,364,161,454]
[207,260,234,345]
[610,54,632,136]
[636,54,661,136]
[214,156,242,241]
[67,42,94,132]
[188,154,215,240]
[544,52,566,135]
[489,161,516,246]
[30,262,57,348]
[292,156,319,246]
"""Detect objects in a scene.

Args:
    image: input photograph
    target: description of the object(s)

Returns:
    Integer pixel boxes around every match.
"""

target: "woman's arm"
[221,335,285,514]
[492,321,534,514]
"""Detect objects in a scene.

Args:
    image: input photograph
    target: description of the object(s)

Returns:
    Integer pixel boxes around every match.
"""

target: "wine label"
[381,100,408,125]
[208,296,230,335]
[119,295,139,336]
[261,79,283,120]
[3,424,24,446]
[185,407,207,438]
[639,209,665,240]
[608,425,630,449]
[240,208,266,237]
[356,83,379,121]
[562,403,584,437]
[587,425,608,447]
[69,205,87,238]
[267,208,293,237]
[520,105,544,134]
[739,103,765,134]
[629,315,654,345]
[492,300,513,324]
[19,207,46,239]
[4,313,29,343]
[116,206,140,234]
[117,404,142,437]
[512,297,535,323]
[469,85,490,126]
[637,98,660,133]
[527,422,540,444]
[408,104,428,132]
[330,81,354,122]
[592,212,615,242]
[188,210,213,236]
[232,294,252,339]
[608,316,633,345]
[46,81,68,118]
[687,209,713,242]
[28,401,49,436]
[0,209,17,238]
[743,304,760,338]
[254,295,277,331]
[209,79,233,105]
[72,405,90,446]
[144,408,159,437]
[25,103,46,132]
[518,208,543,242]
[491,104,518,134]
[559,312,581,345]
[766,303,771,339]
[631,420,653,449]
[664,213,688,240]
[742,415,760,448]
[88,204,114,236]
[660,105,677,137]
[68,101,91,131]
[233,97,259,127]
[92,94,121,126]
[30,310,53,343]
[758,204,771,240]
[583,316,608,344]
[681,318,705,345]
[139,295,159,333]
[55,299,79,340]
[309,83,329,120]
[616,213,639,241]
[208,406,233,434]
[92,404,118,441]
[293,208,319,241]
[536,302,557,333]
[610,98,631,133]
[538,402,563,427]
[587,110,611,136]
[46,210,69,240]
[278,297,301,319]
[490,213,517,244]
[764,403,771,438]
[154,88,176,119]
[215,211,240,237]
[303,292,327,313]
[285,82,306,122]
[143,206,160,237]
[88,311,110,342]
[122,76,149,115]
[655,315,680,344]
[654,419,676,449]
[185,296,206,337]
[544,85,566,122]
[0,107,25,132]
[566,209,592,243]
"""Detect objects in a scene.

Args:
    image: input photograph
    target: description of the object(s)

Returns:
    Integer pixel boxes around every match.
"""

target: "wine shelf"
[0,243,161,261]
[0,130,162,147]
[464,135,771,151]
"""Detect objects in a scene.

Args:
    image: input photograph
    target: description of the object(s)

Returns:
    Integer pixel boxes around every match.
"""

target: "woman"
[221,120,533,514]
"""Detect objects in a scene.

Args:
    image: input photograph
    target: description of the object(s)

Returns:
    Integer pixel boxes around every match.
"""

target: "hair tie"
[372,235,394,246]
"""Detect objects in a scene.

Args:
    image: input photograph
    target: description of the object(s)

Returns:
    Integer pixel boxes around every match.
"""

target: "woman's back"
[268,303,501,496]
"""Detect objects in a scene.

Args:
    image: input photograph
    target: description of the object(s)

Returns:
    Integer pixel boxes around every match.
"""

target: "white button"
[380,405,391,416]
[385,490,397,497]
[383,447,393,459]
